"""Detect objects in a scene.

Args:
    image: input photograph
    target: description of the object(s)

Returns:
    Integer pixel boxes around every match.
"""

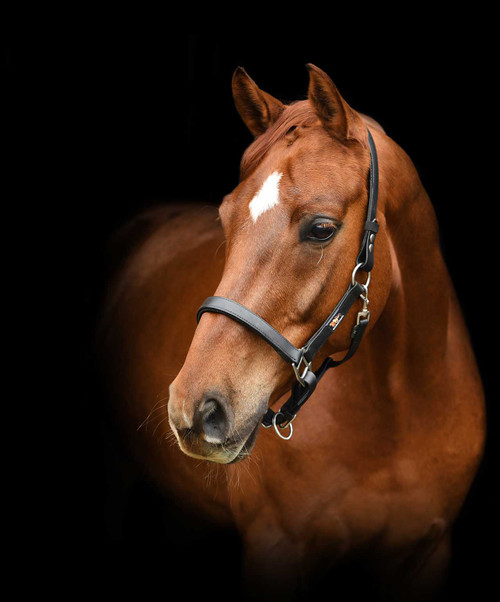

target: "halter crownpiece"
[197,128,379,440]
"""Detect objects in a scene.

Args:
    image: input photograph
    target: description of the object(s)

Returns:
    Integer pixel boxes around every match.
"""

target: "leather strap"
[262,316,370,428]
[197,296,303,365]
[302,282,364,363]
[355,129,379,272]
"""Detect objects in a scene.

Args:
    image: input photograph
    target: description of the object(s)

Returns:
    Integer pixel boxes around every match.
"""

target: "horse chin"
[201,420,262,465]
[227,420,261,464]
[175,415,262,465]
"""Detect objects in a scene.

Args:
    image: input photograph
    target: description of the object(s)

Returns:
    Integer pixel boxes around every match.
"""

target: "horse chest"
[223,372,445,557]
[226,443,443,571]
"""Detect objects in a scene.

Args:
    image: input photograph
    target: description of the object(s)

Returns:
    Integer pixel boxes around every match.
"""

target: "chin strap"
[196,128,379,440]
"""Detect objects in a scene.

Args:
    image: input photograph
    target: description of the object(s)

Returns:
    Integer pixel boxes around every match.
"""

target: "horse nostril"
[194,398,229,443]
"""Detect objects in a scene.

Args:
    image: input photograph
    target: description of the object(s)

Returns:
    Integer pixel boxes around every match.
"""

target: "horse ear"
[306,64,365,143]
[232,66,285,136]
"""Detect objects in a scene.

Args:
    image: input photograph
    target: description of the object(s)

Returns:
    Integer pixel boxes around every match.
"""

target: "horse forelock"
[240,101,317,180]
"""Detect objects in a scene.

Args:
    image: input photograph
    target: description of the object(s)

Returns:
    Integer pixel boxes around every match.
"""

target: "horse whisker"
[137,396,170,431]
[152,415,170,437]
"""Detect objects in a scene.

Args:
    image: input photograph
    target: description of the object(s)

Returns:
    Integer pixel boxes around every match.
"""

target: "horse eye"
[307,221,337,242]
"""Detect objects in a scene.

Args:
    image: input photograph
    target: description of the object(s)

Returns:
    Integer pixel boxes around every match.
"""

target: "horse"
[95,64,485,600]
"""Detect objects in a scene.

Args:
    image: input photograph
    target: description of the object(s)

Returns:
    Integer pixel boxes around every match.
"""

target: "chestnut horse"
[96,65,485,600]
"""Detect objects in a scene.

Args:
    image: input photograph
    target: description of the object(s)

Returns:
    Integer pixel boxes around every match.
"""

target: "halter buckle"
[292,350,312,387]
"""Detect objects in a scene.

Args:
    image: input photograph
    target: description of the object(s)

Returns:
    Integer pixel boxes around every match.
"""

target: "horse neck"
[364,139,454,421]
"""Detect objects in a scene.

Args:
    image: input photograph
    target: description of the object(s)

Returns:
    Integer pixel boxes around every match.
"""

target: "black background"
[7,15,497,601]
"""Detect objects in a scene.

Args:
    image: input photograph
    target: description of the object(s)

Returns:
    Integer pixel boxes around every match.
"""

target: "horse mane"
[240,100,317,179]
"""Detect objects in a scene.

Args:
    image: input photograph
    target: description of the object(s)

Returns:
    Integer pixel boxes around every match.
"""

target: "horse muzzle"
[168,390,265,463]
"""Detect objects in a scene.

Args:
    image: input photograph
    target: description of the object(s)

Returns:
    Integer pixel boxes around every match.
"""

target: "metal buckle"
[292,349,312,387]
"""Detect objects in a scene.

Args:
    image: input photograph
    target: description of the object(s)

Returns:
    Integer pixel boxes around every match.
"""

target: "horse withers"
[96,64,485,600]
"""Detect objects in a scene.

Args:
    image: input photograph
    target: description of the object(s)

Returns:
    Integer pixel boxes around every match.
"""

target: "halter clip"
[356,294,370,325]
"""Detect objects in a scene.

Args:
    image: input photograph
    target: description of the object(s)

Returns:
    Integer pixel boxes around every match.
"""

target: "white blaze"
[248,171,283,222]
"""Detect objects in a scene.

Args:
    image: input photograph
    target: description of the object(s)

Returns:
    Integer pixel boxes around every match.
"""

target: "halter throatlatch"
[197,128,379,440]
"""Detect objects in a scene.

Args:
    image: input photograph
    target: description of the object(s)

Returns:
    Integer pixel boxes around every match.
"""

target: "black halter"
[197,128,379,439]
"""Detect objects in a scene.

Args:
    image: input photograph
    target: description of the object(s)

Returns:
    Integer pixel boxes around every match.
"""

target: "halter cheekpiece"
[197,128,379,440]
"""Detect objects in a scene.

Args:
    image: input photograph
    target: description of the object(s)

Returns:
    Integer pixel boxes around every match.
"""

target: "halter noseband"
[197,128,379,440]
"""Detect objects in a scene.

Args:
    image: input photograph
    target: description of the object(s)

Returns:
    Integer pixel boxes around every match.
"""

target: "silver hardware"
[356,293,371,325]
[272,412,294,440]
[292,350,312,387]
[368,243,374,253]
[351,262,371,289]
[369,233,375,243]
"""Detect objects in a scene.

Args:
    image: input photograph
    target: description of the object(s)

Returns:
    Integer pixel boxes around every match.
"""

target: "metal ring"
[272,412,293,440]
[351,263,371,289]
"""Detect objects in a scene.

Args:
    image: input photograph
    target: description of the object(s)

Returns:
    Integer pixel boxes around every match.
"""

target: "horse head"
[168,64,392,463]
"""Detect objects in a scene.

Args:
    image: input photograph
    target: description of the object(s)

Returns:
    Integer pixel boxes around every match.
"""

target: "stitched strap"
[262,316,370,428]
[302,282,364,363]
[197,296,303,365]
[197,284,364,370]
[355,128,379,272]
[262,369,318,428]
